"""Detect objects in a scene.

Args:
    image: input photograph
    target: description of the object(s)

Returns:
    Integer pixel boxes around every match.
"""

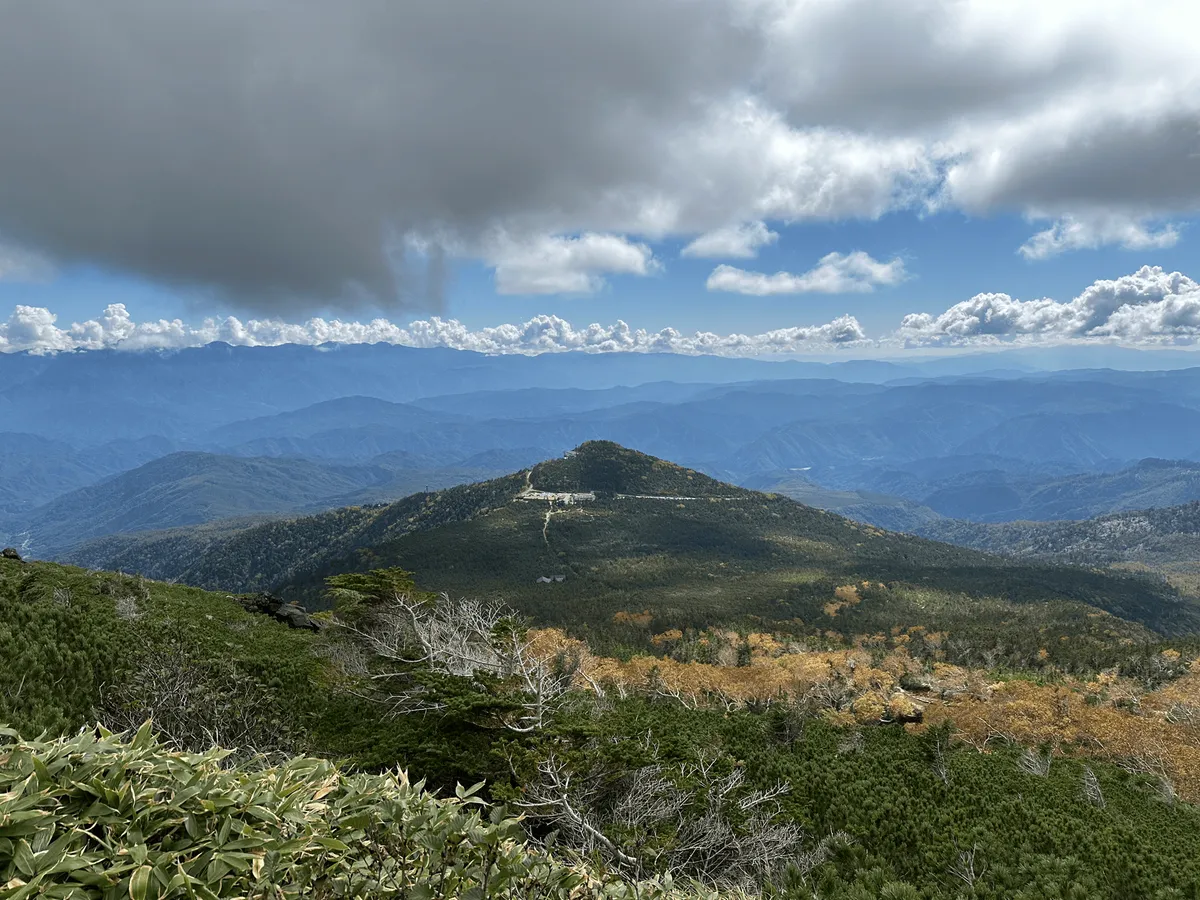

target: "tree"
[516,750,842,890]
[98,625,294,758]
[331,580,580,733]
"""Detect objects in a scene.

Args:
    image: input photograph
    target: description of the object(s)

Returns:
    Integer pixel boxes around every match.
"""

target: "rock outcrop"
[234,592,320,631]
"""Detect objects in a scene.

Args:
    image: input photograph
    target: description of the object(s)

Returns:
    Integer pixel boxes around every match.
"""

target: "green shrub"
[0,724,703,900]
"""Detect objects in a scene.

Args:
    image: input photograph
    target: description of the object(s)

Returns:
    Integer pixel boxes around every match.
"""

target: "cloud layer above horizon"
[0,1,1197,309]
[5,267,1200,357]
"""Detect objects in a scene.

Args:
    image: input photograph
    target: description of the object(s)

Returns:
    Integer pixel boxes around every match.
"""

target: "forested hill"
[65,442,1200,641]
[66,468,529,595]
[922,500,1200,570]
[8,452,385,555]
[62,441,747,589]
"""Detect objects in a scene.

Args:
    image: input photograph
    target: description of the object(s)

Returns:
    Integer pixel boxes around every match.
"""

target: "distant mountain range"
[738,472,945,534]
[0,432,175,516]
[13,343,1200,561]
[758,458,1200,526]
[0,449,541,557]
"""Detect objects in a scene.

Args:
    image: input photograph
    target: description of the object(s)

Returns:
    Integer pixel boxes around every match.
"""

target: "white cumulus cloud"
[486,233,659,295]
[707,251,907,295]
[13,267,1200,357]
[681,221,779,259]
[0,303,867,357]
[1019,214,1182,260]
[898,266,1200,345]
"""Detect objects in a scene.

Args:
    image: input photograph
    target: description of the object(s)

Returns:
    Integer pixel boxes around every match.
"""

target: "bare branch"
[1018,747,1052,777]
[97,630,292,761]
[516,751,812,889]
[948,840,986,888]
[333,592,577,733]
[931,733,951,785]
[1082,766,1105,809]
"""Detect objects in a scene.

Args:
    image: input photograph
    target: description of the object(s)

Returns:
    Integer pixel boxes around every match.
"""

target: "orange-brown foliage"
[920,666,1200,801]
[528,627,919,723]
[650,629,684,646]
[528,628,1200,800]
[824,584,864,618]
[612,609,654,627]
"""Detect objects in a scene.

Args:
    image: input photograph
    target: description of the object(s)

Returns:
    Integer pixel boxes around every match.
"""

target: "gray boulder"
[234,591,320,631]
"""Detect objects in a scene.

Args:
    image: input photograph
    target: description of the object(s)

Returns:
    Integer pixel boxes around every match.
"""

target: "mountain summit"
[530,441,747,497]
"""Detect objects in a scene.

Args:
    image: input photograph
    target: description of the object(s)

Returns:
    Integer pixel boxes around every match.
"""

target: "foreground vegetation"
[0,725,691,900]
[4,552,1200,897]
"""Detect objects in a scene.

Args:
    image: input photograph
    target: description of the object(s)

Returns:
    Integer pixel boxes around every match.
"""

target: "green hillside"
[9,452,391,555]
[0,553,319,743]
[531,441,747,496]
[0,554,501,790]
[65,470,527,593]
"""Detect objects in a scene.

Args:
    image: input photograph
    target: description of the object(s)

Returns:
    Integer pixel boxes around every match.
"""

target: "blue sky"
[442,213,1197,337]
[5,210,1194,340]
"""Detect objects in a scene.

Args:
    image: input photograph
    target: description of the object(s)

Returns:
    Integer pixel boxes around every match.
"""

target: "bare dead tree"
[336,592,579,732]
[948,840,986,889]
[1166,702,1200,728]
[646,668,702,710]
[518,755,643,869]
[800,676,856,714]
[516,752,828,890]
[100,648,290,763]
[1018,747,1052,777]
[779,703,807,745]
[984,724,1020,748]
[313,629,376,680]
[837,731,865,756]
[97,630,292,760]
[931,733,951,785]
[1116,745,1177,804]
[1157,775,1179,805]
[1081,766,1105,809]
[113,594,142,621]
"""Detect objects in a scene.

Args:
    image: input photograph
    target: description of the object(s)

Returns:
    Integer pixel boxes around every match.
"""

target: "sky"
[1,0,1199,357]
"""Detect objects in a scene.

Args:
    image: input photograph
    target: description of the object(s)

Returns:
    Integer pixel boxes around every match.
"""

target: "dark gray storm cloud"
[950,114,1200,215]
[761,0,1112,133]
[0,1,757,311]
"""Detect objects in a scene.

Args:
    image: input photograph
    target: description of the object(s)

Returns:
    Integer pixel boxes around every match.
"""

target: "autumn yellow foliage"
[650,629,684,646]
[921,666,1200,801]
[528,627,920,723]
[527,628,1200,801]
[612,609,654,627]
[824,583,864,618]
